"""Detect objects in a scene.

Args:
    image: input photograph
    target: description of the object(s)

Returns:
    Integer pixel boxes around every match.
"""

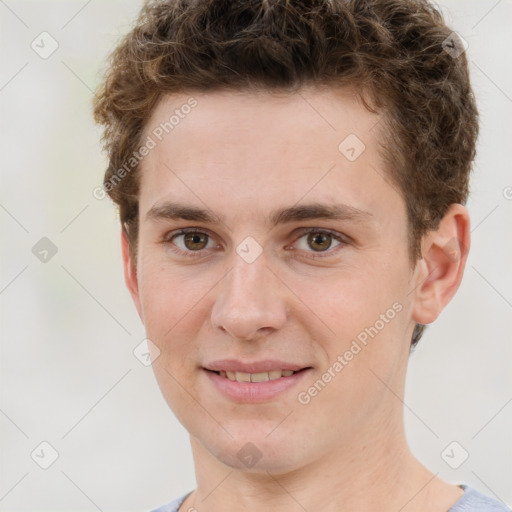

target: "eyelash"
[162,227,348,260]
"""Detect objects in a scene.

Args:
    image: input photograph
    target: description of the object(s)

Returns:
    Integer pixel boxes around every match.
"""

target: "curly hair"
[93,0,478,347]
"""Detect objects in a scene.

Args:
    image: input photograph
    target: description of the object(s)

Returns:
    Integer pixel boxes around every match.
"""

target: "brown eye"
[293,230,343,255]
[183,232,209,251]
[165,229,218,257]
[306,232,333,252]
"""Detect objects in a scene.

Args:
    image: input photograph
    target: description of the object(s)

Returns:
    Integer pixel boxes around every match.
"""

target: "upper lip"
[204,359,310,374]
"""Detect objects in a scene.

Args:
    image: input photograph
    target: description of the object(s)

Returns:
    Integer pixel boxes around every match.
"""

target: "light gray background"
[1,1,511,510]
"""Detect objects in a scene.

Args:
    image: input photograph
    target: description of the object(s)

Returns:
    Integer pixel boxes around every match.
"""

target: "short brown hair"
[93,0,478,347]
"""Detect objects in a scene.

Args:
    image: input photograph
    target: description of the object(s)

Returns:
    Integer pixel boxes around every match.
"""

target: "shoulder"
[450,485,511,512]
[149,486,511,512]
[148,492,189,512]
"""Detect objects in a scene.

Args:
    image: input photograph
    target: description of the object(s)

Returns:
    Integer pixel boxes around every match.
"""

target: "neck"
[181,419,459,512]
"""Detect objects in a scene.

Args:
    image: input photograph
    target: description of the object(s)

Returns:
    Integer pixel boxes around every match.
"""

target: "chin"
[202,426,307,474]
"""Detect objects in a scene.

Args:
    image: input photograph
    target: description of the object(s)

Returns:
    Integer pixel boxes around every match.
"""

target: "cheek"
[137,258,214,424]
[292,264,409,389]
[295,279,407,438]
[135,259,204,389]
[293,264,404,339]
[137,251,207,336]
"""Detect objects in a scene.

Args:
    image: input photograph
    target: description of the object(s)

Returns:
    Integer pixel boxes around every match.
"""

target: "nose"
[210,253,288,341]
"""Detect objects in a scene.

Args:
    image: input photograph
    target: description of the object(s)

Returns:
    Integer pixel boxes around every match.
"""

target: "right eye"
[162,227,221,258]
[164,228,219,257]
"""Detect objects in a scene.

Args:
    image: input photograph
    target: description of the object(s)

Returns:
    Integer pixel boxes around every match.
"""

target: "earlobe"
[411,204,471,325]
[121,228,144,322]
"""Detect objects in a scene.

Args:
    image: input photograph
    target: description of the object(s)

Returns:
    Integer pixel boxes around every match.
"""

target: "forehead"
[138,87,399,224]
[143,86,379,159]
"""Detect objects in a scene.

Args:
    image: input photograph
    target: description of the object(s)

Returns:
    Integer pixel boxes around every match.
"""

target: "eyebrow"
[145,201,374,227]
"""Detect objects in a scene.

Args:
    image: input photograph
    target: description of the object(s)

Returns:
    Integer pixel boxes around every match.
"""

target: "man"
[93,1,509,510]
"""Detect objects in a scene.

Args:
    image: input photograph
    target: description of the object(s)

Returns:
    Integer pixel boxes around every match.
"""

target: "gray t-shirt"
[149,484,510,512]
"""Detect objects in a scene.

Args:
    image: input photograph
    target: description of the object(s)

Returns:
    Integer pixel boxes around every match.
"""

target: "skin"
[122,86,470,512]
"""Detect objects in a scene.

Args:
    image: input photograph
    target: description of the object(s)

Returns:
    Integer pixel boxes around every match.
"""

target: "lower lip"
[203,368,311,403]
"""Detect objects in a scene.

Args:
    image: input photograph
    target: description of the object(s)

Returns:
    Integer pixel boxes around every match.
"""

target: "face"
[125,87,422,473]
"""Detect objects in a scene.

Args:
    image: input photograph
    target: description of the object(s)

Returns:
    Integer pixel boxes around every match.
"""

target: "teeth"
[217,369,297,382]
[236,371,251,382]
[250,372,269,382]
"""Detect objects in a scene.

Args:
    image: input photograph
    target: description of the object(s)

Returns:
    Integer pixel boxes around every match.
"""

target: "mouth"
[202,360,312,403]
[205,368,309,382]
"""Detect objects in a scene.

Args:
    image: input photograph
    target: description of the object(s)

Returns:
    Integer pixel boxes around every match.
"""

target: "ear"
[411,203,471,325]
[121,228,144,323]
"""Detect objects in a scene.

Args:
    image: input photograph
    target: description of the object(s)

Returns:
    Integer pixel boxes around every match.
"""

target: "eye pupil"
[184,232,208,250]
[307,232,331,251]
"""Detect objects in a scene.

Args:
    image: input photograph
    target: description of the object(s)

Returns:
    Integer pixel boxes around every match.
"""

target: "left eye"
[295,231,342,252]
